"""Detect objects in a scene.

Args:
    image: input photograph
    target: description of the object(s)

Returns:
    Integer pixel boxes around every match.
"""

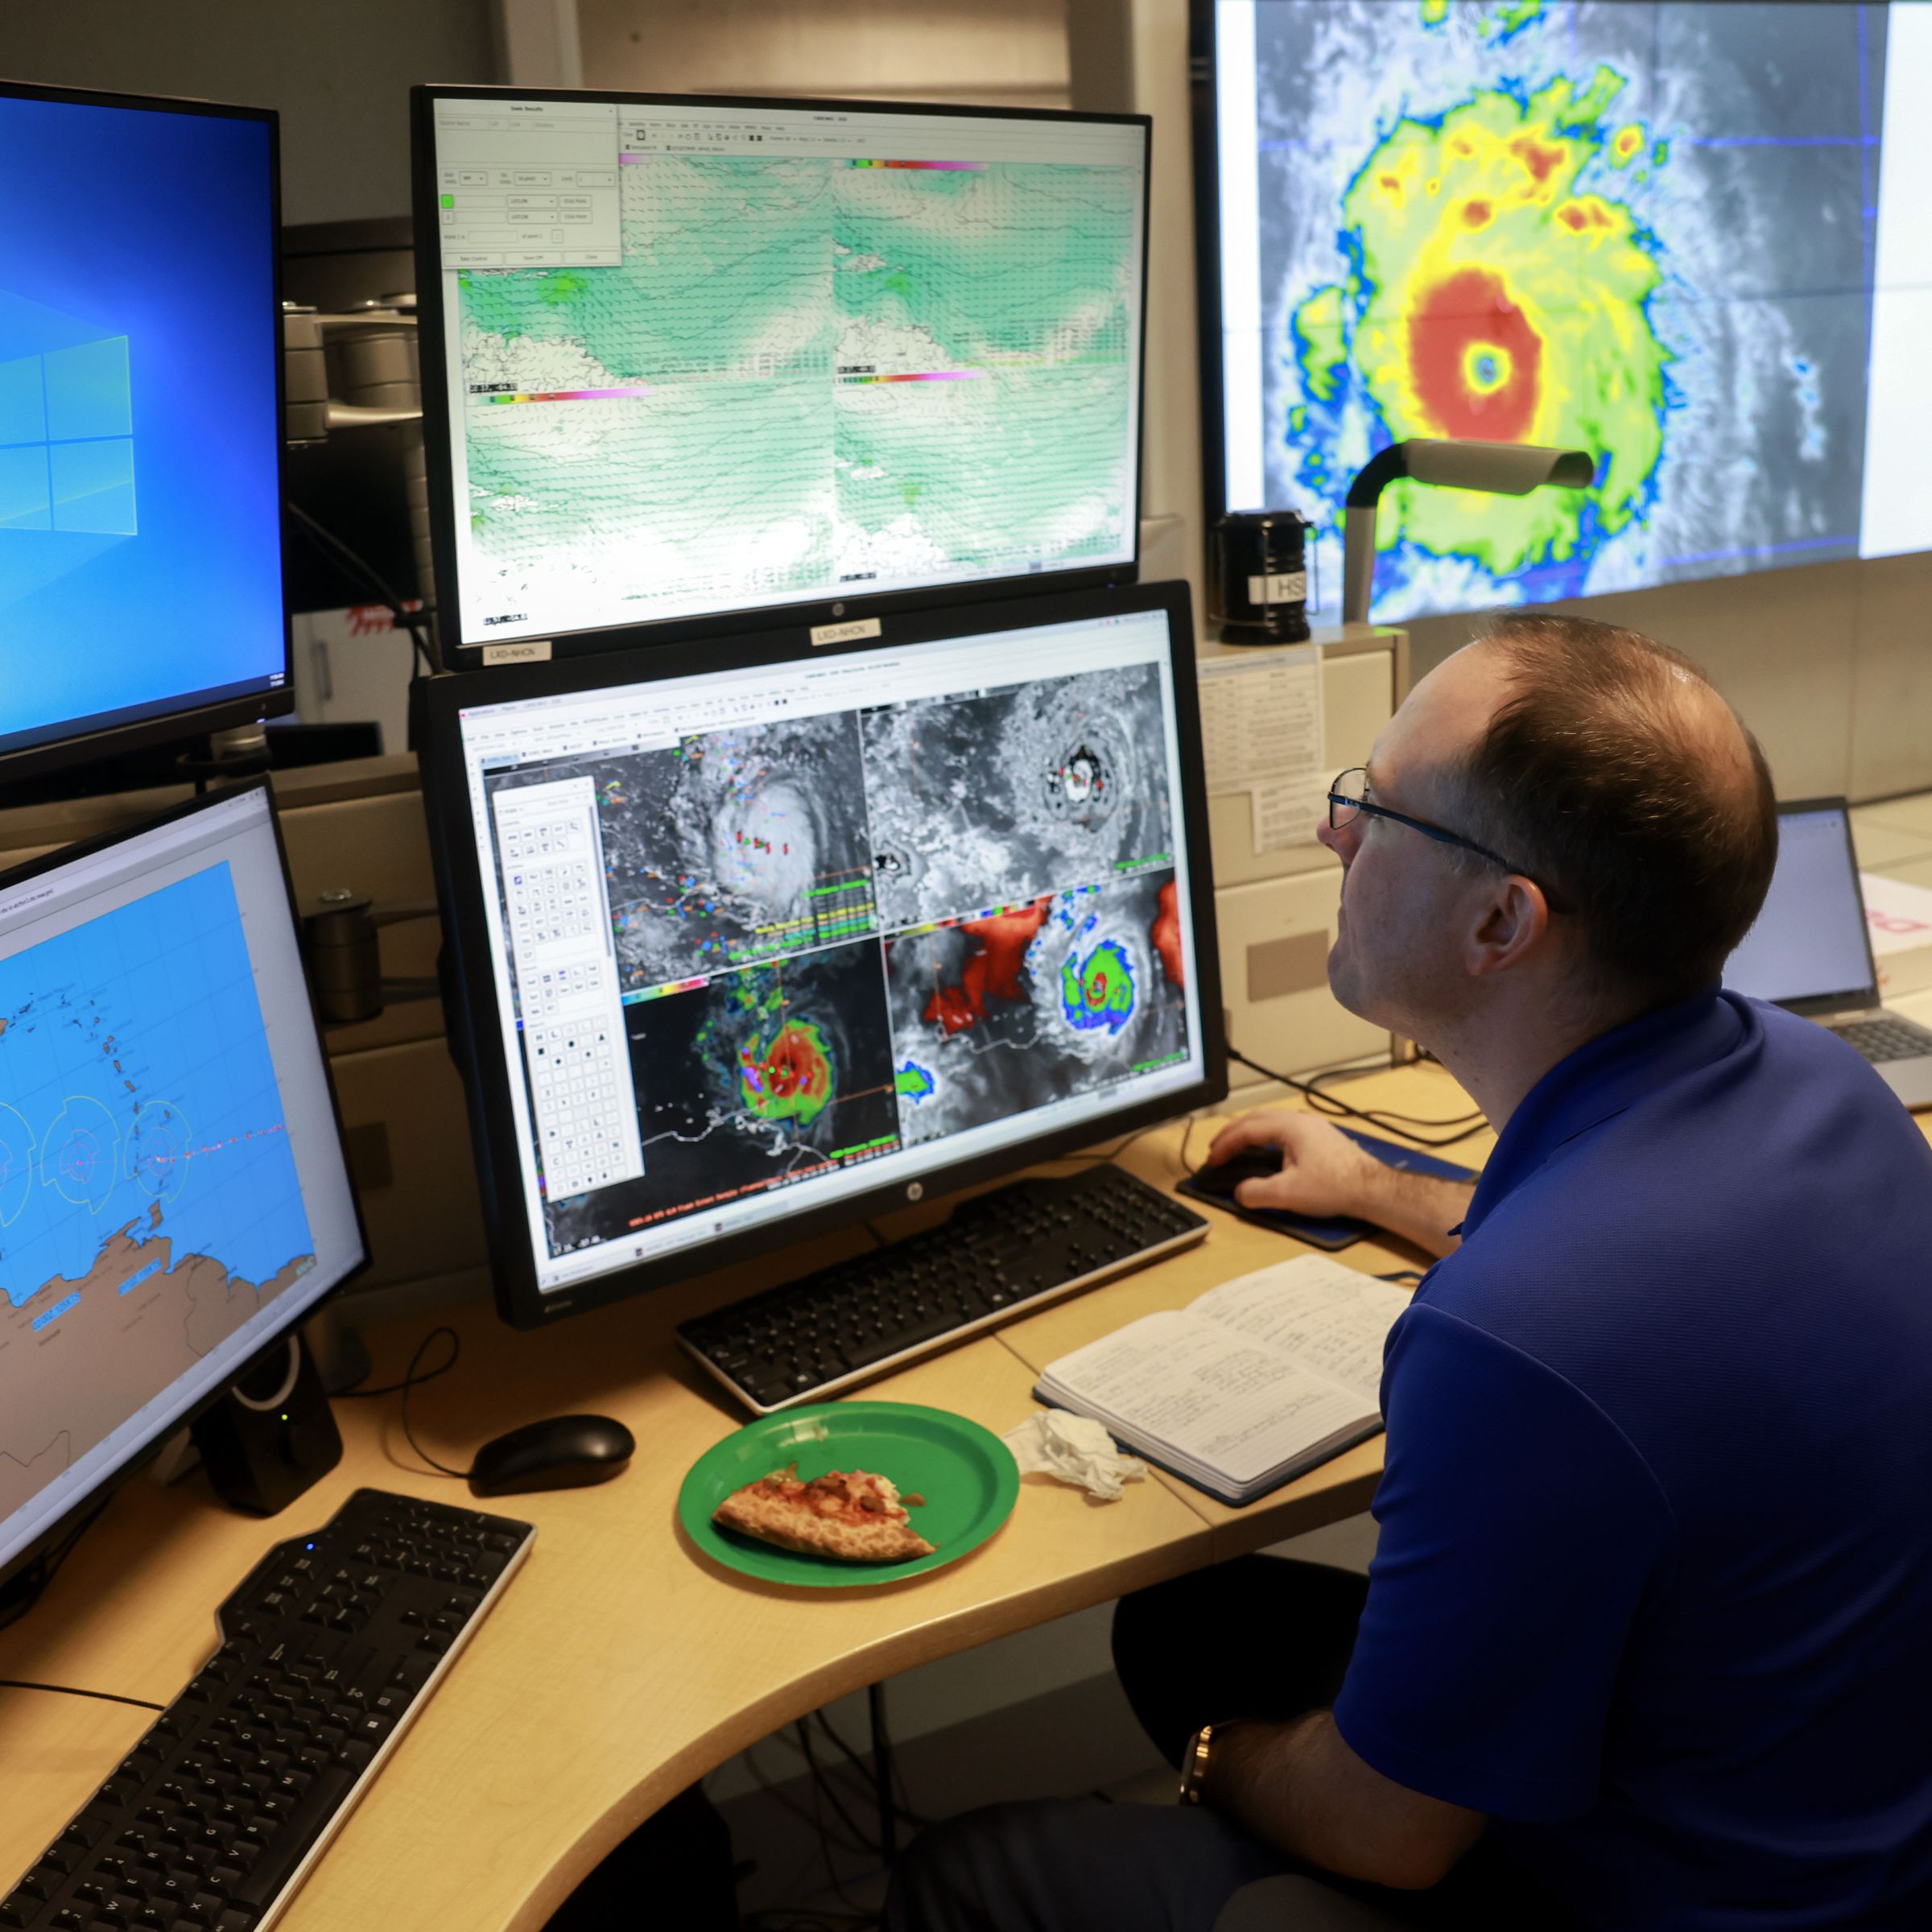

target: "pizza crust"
[714,1464,937,1564]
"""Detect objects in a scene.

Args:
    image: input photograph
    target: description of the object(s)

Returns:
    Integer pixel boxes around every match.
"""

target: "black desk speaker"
[191,1332,343,1516]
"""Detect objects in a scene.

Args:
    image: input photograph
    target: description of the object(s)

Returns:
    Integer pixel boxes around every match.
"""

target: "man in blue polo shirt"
[886,614,1932,1929]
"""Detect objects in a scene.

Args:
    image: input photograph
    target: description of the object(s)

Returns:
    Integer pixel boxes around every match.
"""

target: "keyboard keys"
[682,1164,1207,1411]
[1828,1016,1932,1063]
[1,1493,530,1932]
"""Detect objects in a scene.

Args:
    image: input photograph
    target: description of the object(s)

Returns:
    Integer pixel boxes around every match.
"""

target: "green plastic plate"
[677,1401,1021,1588]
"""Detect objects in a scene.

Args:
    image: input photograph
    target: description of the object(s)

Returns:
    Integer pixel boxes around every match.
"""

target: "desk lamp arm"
[1341,440,1597,625]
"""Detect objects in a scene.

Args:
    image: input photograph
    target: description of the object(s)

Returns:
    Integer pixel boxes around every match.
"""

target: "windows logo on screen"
[0,290,137,617]
[0,334,135,535]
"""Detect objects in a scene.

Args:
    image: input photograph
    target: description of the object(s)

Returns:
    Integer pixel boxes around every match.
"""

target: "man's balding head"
[1444,613,1777,1006]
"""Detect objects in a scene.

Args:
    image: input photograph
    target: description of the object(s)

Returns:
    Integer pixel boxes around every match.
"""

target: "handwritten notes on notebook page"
[1032,1254,1414,1505]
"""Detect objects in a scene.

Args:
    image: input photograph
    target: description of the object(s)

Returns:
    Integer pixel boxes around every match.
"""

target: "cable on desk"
[1301,1057,1487,1130]
[341,1327,473,1480]
[1227,1046,1489,1150]
[0,1678,163,1712]
[335,1325,462,1401]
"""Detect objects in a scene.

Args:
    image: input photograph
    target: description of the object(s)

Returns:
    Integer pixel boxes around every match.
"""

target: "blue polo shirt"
[1331,990,1932,1927]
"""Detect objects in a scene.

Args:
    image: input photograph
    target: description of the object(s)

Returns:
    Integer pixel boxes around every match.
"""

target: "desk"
[0,1063,1487,1932]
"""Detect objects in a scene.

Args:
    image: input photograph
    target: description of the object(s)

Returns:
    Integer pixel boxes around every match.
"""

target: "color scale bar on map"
[623,975,708,1006]
[847,159,984,171]
[902,902,1042,937]
[839,371,982,385]
[478,387,653,405]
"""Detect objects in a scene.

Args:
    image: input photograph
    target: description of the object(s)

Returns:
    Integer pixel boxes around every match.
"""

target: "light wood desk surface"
[0,1066,1487,1932]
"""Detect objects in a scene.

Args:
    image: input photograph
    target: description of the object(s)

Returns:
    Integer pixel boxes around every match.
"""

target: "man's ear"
[1463,875,1552,979]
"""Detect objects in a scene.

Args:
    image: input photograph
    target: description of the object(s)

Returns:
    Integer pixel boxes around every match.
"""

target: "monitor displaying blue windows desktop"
[1196,0,1932,622]
[0,82,288,775]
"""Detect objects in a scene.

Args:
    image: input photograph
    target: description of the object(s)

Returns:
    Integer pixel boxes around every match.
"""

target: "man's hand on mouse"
[1203,1108,1476,1260]
[1204,1111,1388,1220]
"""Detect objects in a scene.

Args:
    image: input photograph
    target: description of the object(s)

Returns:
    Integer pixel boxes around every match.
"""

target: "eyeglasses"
[1326,768,1573,914]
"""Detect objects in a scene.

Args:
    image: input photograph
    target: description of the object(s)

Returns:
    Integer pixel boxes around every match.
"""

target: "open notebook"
[1033,1254,1415,1506]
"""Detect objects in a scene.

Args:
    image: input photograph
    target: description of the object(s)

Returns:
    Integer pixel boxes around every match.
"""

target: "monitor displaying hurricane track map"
[0,788,363,1579]
[424,96,1148,646]
[451,604,1203,1298]
[1208,0,1932,620]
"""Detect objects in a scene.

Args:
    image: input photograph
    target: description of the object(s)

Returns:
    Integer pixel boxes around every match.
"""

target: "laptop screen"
[1724,803,1876,1009]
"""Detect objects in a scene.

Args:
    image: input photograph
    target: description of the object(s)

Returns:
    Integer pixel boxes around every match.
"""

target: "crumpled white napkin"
[1004,1409,1148,1502]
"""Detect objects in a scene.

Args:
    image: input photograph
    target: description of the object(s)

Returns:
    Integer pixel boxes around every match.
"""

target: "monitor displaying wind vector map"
[0,785,364,1585]
[414,90,1150,655]
[1199,0,1932,621]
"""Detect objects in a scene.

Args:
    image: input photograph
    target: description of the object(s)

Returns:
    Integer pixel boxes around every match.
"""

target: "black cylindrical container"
[1210,510,1313,643]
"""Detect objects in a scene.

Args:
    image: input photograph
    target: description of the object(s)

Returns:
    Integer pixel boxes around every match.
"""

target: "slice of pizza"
[713,1463,936,1564]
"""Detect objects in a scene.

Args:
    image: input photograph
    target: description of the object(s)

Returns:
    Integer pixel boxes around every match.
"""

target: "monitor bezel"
[0,79,294,784]
[0,778,369,1599]
[1188,0,1242,533]
[414,578,1226,1331]
[1759,795,1884,1019]
[409,83,1153,666]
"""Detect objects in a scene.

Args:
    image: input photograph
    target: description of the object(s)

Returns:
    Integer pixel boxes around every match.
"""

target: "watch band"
[1179,1722,1216,1805]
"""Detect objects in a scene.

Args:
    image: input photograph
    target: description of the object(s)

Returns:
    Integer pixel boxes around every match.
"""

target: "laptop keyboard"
[1826,1016,1932,1064]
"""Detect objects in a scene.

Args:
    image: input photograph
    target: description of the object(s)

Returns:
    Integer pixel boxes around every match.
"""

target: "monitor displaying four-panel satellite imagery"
[444,598,1207,1299]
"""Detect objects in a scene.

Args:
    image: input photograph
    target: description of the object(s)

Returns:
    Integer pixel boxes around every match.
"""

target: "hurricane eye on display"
[740,1018,835,1125]
[1061,939,1137,1035]
[1296,59,1667,584]
[1222,0,1924,614]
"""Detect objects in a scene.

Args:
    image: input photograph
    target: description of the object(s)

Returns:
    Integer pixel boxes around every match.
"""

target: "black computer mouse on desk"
[1187,1146,1285,1199]
[468,1414,635,1496]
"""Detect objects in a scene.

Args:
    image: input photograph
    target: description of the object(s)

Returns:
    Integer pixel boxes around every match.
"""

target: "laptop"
[1724,798,1932,1108]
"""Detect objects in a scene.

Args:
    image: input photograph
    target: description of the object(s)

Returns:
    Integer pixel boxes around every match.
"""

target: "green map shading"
[453,151,1140,630]
[1060,938,1137,1035]
[1293,60,1667,577]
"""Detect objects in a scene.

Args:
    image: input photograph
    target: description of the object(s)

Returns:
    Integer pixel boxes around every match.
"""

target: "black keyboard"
[2,1488,534,1932]
[1827,1015,1932,1064]
[679,1162,1208,1414]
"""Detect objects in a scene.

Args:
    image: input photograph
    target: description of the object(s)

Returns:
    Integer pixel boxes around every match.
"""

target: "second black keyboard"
[678,1162,1208,1414]
[2,1488,534,1932]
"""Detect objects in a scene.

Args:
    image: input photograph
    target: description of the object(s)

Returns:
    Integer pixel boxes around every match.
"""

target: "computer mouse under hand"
[467,1414,635,1497]
[1187,1146,1286,1199]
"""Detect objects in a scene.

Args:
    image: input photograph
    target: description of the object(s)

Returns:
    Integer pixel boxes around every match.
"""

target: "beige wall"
[1406,550,1932,805]
[578,0,1071,106]
[0,0,498,226]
